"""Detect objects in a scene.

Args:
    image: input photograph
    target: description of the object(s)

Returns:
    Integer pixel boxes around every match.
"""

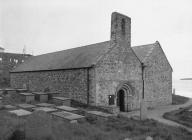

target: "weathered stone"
[146,136,153,140]
[32,107,57,113]
[9,109,32,117]
[19,92,35,103]
[52,111,85,123]
[18,103,36,109]
[4,104,17,110]
[124,138,132,140]
[16,88,28,93]
[52,96,71,106]
[46,92,61,100]
[56,105,79,113]
[33,92,48,102]
[11,69,88,104]
[36,103,55,107]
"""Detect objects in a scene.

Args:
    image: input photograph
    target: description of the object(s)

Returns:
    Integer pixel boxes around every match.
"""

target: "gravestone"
[19,93,35,103]
[32,107,57,113]
[17,104,36,111]
[9,109,32,118]
[52,111,85,123]
[25,110,53,140]
[146,136,153,140]
[56,105,79,113]
[18,104,36,109]
[4,105,17,110]
[33,92,48,102]
[5,88,17,94]
[52,96,71,106]
[46,92,61,100]
[36,103,55,107]
[16,88,28,93]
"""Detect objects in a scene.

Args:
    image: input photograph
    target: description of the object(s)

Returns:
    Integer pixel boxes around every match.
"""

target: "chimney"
[110,12,131,46]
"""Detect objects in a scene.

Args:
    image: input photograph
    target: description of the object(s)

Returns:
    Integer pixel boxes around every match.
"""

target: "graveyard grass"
[0,94,191,140]
[0,110,192,140]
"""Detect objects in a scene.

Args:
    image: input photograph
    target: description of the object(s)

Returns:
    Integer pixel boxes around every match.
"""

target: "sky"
[0,0,192,79]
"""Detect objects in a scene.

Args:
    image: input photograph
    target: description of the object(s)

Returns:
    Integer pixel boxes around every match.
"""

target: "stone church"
[10,12,172,112]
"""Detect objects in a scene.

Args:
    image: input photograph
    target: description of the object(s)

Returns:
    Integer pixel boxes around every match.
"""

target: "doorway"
[117,89,125,111]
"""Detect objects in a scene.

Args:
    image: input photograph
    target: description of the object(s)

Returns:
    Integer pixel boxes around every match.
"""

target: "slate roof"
[132,43,156,63]
[12,41,110,72]
[11,41,157,72]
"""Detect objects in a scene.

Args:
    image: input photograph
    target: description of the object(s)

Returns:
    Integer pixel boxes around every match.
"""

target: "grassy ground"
[1,93,192,139]
[172,94,189,105]
[163,105,192,128]
[1,110,192,140]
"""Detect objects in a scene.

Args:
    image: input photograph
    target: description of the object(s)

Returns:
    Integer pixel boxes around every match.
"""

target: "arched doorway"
[117,89,125,111]
[116,82,134,112]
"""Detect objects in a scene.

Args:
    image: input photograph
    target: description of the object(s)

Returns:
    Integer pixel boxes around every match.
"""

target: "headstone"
[5,88,17,94]
[32,107,57,113]
[33,92,48,102]
[52,111,85,123]
[16,88,28,93]
[9,109,32,117]
[52,96,71,106]
[25,110,53,140]
[124,138,132,140]
[56,105,78,112]
[36,103,55,107]
[17,104,36,111]
[146,136,153,140]
[46,92,61,100]
[19,93,35,103]
[4,105,17,110]
[140,99,148,120]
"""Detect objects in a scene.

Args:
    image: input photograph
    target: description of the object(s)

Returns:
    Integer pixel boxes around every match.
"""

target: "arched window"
[121,18,126,36]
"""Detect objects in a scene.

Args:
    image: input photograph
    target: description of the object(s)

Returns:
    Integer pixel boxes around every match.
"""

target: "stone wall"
[0,52,31,87]
[94,12,142,111]
[95,41,142,110]
[10,68,90,104]
[144,44,172,108]
[88,68,96,105]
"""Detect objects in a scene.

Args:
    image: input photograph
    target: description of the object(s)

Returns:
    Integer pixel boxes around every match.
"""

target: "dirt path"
[147,98,192,132]
[120,98,192,132]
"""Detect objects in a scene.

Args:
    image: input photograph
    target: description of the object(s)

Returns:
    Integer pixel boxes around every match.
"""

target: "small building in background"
[0,46,31,87]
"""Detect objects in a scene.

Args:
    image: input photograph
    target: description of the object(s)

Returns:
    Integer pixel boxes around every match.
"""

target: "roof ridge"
[34,41,109,57]
[132,42,156,48]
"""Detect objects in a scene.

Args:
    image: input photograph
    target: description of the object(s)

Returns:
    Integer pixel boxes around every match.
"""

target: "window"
[121,18,126,36]
[108,95,115,105]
